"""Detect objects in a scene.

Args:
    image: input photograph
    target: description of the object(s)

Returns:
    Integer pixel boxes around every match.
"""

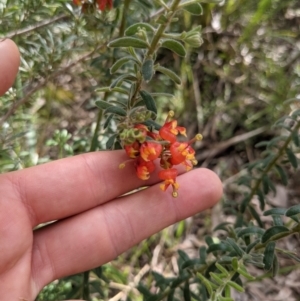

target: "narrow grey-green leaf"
[286,148,298,168]
[106,134,117,149]
[155,65,182,85]
[237,226,265,238]
[125,22,155,36]
[110,74,137,89]
[225,238,244,257]
[104,106,127,116]
[183,281,191,301]
[110,56,140,74]
[139,90,157,115]
[95,86,129,95]
[227,281,244,293]
[236,266,256,280]
[272,254,279,277]
[207,243,232,254]
[275,164,288,186]
[261,226,289,243]
[257,189,265,210]
[95,100,112,110]
[197,273,213,296]
[249,205,264,227]
[272,215,283,226]
[263,241,276,271]
[104,114,113,129]
[181,3,203,15]
[263,208,287,216]
[161,39,186,57]
[108,37,149,49]
[286,204,300,217]
[142,59,154,81]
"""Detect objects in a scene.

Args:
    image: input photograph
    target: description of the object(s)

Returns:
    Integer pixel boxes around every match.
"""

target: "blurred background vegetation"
[1,0,300,300]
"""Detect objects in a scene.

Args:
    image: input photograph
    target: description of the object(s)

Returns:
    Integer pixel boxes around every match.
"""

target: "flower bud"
[183,31,203,48]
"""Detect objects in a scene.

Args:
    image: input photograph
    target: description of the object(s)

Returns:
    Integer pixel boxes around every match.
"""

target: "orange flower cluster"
[120,111,202,197]
[73,0,113,11]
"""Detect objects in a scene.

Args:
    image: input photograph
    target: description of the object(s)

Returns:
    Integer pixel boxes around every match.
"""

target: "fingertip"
[172,168,223,219]
[0,38,20,96]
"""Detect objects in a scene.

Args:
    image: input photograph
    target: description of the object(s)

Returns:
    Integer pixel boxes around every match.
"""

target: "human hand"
[0,39,223,300]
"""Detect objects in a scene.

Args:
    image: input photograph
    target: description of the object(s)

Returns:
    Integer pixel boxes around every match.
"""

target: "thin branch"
[196,126,268,161]
[3,14,69,39]
[0,43,106,127]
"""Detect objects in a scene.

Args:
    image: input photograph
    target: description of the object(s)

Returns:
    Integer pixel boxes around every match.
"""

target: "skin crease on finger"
[0,39,20,96]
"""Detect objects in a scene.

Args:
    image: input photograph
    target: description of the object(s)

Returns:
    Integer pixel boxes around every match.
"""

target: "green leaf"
[261,226,289,243]
[263,208,287,216]
[209,272,224,285]
[231,257,239,271]
[95,86,129,95]
[213,222,232,232]
[292,131,300,147]
[104,106,127,117]
[108,37,149,49]
[207,243,232,254]
[137,283,154,298]
[181,3,203,15]
[215,263,229,275]
[197,273,213,296]
[140,90,157,115]
[237,226,265,238]
[227,281,244,293]
[183,281,191,301]
[125,22,155,36]
[142,59,154,82]
[286,148,298,168]
[225,238,244,257]
[263,241,276,271]
[95,100,113,110]
[275,164,288,186]
[272,215,283,226]
[248,205,264,227]
[199,246,207,264]
[178,249,190,261]
[257,189,265,210]
[272,254,279,277]
[285,204,300,217]
[110,74,137,89]
[143,120,161,131]
[155,65,182,85]
[236,266,256,280]
[110,56,140,74]
[245,239,260,253]
[106,134,117,149]
[104,114,113,129]
[161,39,186,57]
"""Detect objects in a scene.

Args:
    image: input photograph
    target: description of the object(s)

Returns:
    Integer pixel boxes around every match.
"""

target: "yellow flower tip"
[119,163,126,169]
[168,110,175,118]
[172,191,178,198]
[192,159,198,166]
[195,133,203,141]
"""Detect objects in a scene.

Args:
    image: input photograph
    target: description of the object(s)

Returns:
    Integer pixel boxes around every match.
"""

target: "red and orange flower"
[120,111,202,197]
[72,0,113,11]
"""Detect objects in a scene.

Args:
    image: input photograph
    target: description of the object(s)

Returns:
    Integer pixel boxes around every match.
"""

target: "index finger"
[0,39,20,96]
[1,151,168,226]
